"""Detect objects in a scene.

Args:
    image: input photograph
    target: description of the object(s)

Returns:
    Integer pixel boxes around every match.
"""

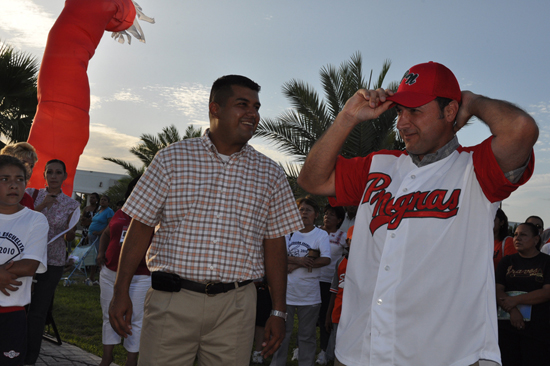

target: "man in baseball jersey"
[109,75,303,365]
[298,62,538,366]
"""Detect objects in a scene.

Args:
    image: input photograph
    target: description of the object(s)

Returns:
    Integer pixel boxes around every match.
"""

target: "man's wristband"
[270,310,287,321]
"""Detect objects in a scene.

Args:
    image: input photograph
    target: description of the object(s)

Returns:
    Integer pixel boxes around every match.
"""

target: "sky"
[0,0,549,225]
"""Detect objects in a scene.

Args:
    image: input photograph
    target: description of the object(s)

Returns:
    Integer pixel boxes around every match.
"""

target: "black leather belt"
[151,271,252,295]
[181,278,253,295]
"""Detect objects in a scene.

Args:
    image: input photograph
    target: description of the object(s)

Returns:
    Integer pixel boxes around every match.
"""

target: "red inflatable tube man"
[27,0,151,195]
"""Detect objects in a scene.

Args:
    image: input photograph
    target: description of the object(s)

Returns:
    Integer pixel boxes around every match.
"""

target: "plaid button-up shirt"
[123,131,302,283]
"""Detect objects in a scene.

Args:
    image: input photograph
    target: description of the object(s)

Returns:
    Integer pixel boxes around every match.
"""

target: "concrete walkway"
[34,340,119,366]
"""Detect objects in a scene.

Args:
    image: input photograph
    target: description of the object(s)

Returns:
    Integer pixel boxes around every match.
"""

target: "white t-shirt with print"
[286,227,331,306]
[319,230,347,282]
[0,207,49,307]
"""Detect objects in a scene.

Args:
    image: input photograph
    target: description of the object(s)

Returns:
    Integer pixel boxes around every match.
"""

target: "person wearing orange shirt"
[324,226,353,363]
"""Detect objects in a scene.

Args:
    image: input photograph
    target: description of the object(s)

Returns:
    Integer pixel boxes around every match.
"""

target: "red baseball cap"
[387,62,461,108]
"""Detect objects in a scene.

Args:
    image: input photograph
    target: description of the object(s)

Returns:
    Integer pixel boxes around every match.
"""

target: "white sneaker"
[84,278,93,286]
[252,351,263,364]
[291,348,299,361]
[316,350,327,365]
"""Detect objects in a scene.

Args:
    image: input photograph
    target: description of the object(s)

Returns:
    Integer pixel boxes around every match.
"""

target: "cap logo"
[402,70,418,86]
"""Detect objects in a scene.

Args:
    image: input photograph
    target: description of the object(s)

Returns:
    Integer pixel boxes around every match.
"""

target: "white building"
[72,169,128,201]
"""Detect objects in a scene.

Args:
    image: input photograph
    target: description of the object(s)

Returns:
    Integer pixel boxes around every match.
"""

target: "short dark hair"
[495,208,509,241]
[209,75,261,106]
[91,192,100,201]
[101,195,110,203]
[526,215,544,229]
[435,96,453,118]
[45,159,67,174]
[296,196,320,215]
[0,155,27,181]
[324,204,346,229]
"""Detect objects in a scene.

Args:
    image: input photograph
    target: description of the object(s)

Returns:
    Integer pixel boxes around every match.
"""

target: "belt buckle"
[205,282,216,297]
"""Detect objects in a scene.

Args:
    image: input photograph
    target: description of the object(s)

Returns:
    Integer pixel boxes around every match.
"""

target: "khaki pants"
[138,282,256,366]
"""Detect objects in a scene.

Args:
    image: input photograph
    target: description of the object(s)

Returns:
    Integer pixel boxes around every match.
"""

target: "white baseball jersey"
[330,137,533,366]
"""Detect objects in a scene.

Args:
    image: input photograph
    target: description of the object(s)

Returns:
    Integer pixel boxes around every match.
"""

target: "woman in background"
[496,222,550,366]
[25,159,80,365]
[80,192,99,241]
[270,197,331,366]
[86,194,114,285]
[97,176,151,366]
[316,204,346,365]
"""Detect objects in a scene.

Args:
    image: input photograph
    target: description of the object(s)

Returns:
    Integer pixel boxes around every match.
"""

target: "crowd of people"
[0,141,151,366]
[0,61,548,366]
[0,143,82,365]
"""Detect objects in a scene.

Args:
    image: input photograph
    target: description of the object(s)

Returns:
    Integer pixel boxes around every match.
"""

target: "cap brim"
[386,92,436,108]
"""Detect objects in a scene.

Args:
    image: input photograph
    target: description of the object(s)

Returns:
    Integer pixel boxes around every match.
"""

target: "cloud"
[145,83,210,122]
[98,84,211,128]
[459,78,474,88]
[529,101,550,116]
[503,173,550,224]
[0,0,55,50]
[77,123,141,174]
[112,89,143,103]
[90,95,101,110]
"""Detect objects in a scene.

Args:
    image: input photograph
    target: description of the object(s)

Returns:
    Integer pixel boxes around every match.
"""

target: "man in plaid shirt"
[109,75,302,365]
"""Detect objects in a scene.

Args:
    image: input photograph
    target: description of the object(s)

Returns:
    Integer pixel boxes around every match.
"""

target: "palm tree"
[103,124,202,177]
[0,41,39,147]
[256,52,403,175]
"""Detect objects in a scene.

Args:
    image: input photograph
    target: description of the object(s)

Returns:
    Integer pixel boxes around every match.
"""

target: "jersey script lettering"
[362,173,461,234]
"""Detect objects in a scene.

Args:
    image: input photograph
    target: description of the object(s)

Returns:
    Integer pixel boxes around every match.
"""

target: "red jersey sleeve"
[329,154,373,207]
[471,137,534,203]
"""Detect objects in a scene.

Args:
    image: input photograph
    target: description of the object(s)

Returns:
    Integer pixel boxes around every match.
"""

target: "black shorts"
[0,309,27,366]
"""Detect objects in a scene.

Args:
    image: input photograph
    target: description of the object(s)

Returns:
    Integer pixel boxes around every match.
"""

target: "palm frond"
[282,80,330,132]
[320,64,341,119]
[259,52,402,179]
[104,124,203,174]
[184,124,202,138]
[256,111,318,162]
[280,162,309,199]
[0,40,38,144]
[373,59,392,90]
[102,157,144,177]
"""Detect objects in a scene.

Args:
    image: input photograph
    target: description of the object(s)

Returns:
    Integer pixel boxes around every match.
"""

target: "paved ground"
[34,340,119,366]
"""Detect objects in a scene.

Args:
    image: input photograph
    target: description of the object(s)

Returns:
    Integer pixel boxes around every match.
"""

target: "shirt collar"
[408,135,459,167]
[201,128,253,157]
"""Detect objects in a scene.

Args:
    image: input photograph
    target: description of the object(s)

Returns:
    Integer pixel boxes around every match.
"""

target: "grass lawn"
[50,280,328,365]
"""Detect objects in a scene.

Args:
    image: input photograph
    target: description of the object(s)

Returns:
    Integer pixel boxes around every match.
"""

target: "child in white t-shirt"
[0,155,48,365]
